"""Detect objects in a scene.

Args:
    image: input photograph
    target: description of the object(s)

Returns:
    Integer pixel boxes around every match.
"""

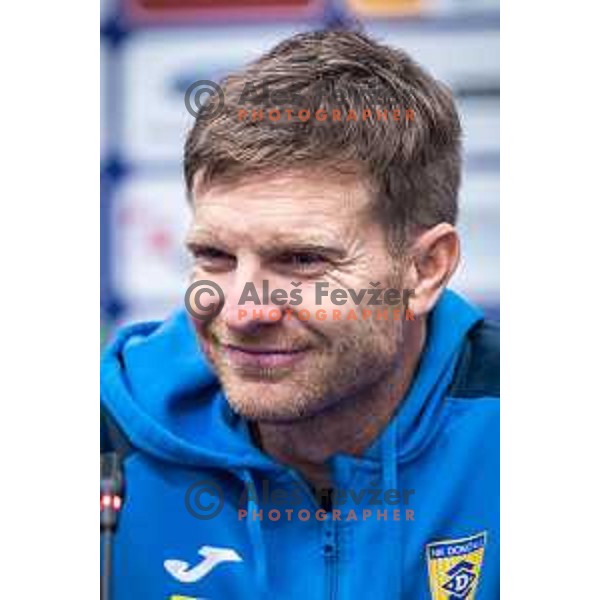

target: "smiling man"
[101,29,499,600]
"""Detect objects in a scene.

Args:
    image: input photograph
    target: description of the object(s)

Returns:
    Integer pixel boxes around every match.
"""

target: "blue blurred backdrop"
[100,0,499,343]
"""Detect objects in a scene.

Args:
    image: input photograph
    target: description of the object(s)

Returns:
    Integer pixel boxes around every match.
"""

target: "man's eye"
[192,246,227,259]
[189,246,235,270]
[276,252,328,272]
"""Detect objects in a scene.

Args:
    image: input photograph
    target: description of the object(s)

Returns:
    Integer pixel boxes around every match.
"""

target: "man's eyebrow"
[185,230,222,244]
[260,243,347,260]
[256,233,347,257]
[186,229,347,257]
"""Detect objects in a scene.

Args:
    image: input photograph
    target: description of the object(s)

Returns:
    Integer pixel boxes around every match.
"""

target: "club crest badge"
[426,531,487,600]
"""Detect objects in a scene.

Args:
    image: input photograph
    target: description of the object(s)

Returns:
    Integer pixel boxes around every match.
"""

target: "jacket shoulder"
[101,405,135,459]
[448,320,500,399]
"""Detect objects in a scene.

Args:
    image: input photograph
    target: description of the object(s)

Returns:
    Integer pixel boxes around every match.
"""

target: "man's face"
[187,170,408,422]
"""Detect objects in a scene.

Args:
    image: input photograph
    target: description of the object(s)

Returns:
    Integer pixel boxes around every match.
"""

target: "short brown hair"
[184,28,462,250]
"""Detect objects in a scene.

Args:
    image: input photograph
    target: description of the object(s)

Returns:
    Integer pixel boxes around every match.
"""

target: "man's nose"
[221,272,286,333]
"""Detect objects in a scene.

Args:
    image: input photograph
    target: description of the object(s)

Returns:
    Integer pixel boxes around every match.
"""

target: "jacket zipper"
[323,513,338,600]
[283,468,340,599]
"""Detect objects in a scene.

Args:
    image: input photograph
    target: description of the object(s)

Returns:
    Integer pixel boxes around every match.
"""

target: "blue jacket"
[101,290,499,600]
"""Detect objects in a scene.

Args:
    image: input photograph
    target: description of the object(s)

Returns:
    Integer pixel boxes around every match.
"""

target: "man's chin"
[221,378,328,422]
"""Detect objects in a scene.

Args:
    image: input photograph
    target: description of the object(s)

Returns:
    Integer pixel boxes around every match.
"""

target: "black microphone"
[101,452,125,600]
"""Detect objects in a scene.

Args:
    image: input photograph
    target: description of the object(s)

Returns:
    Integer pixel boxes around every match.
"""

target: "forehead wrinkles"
[192,173,374,244]
[194,172,372,217]
[190,209,348,250]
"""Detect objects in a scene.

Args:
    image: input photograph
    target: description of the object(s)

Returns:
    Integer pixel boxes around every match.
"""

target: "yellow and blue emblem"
[426,531,487,600]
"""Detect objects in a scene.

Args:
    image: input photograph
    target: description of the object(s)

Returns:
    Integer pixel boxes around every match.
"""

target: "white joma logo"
[164,546,243,583]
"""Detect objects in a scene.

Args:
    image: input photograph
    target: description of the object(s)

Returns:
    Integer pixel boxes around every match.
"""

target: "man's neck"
[252,319,426,491]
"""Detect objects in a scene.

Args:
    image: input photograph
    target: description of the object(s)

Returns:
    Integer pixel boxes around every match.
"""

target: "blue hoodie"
[100,290,499,600]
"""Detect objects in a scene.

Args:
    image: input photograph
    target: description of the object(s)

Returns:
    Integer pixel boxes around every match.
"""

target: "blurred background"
[100,0,499,345]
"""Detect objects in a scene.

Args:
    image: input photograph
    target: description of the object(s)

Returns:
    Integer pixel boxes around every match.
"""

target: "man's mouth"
[220,344,310,369]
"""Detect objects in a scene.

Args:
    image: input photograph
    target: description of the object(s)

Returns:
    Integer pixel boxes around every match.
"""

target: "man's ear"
[404,223,461,317]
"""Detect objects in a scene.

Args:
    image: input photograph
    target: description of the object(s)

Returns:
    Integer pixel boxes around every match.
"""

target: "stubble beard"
[204,320,404,423]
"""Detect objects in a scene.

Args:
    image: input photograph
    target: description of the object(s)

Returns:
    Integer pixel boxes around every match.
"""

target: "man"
[101,29,499,600]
